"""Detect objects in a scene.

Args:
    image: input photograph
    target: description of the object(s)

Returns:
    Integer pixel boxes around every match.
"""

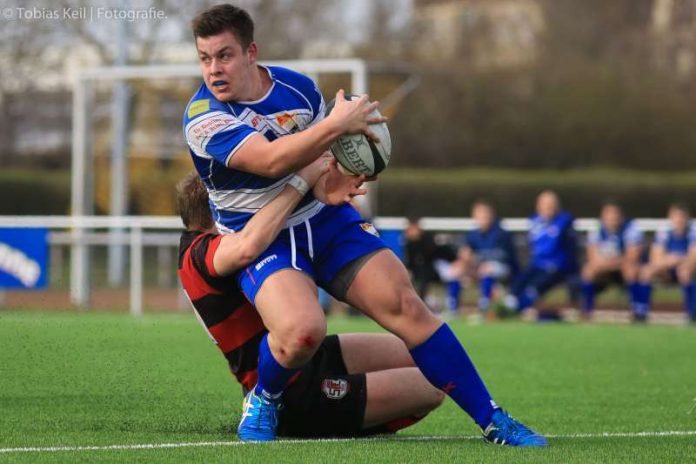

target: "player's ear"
[246,42,258,65]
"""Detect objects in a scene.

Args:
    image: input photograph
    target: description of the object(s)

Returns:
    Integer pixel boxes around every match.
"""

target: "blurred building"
[412,0,545,68]
[651,0,696,77]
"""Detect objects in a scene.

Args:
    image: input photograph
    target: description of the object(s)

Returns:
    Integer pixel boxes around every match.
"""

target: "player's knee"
[274,319,326,366]
[639,266,653,282]
[677,265,692,284]
[581,265,595,281]
[290,320,326,358]
[417,387,446,416]
[431,388,446,408]
[622,264,639,282]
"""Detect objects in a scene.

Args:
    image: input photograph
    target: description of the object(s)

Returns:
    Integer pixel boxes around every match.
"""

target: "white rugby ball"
[324,94,391,176]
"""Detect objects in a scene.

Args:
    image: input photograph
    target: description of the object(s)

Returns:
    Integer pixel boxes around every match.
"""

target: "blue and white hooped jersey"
[654,223,696,256]
[527,211,578,273]
[587,219,643,258]
[183,65,326,232]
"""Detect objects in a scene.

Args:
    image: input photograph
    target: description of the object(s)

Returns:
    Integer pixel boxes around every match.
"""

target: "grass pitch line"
[1,430,695,454]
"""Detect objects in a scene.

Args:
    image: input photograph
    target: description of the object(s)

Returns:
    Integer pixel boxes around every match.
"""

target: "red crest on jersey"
[275,112,297,131]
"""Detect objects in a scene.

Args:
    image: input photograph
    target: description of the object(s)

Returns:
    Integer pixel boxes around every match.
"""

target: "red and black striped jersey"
[177,230,267,391]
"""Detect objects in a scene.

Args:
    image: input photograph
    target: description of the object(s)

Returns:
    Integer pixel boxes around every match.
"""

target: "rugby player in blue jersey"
[456,200,519,318]
[503,191,578,313]
[580,201,643,319]
[183,4,546,446]
[634,203,696,322]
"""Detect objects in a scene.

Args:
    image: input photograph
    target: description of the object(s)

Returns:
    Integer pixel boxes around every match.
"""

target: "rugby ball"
[324,94,391,176]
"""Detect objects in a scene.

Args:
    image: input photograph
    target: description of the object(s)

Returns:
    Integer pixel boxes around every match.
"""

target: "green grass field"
[1,311,695,463]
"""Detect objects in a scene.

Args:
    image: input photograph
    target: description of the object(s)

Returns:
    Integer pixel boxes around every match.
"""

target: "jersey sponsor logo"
[255,254,278,272]
[321,378,349,400]
[360,223,379,237]
[187,99,210,118]
[191,115,239,138]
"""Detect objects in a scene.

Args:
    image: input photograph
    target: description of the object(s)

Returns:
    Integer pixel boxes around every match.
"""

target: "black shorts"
[278,335,379,438]
[593,270,625,293]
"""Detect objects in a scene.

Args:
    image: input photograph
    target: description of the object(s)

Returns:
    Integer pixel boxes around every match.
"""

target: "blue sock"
[480,276,495,300]
[627,282,641,310]
[682,284,696,314]
[516,288,537,312]
[446,280,461,312]
[410,323,496,428]
[580,280,595,313]
[634,283,652,316]
[254,334,299,400]
[689,283,696,319]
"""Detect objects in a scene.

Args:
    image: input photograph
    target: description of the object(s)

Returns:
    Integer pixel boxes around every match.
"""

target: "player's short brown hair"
[601,199,623,213]
[191,4,254,49]
[176,171,213,231]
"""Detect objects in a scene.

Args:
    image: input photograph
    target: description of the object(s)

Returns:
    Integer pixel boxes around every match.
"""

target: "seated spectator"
[456,200,519,316]
[504,190,578,313]
[404,216,437,301]
[635,203,696,322]
[432,238,462,315]
[580,201,644,318]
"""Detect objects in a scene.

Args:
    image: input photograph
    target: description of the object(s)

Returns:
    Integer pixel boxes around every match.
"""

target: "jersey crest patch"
[275,112,298,132]
[360,223,379,237]
[188,99,210,118]
[321,378,349,400]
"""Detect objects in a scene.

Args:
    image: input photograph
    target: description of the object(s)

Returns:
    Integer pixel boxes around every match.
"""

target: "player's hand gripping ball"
[325,94,392,177]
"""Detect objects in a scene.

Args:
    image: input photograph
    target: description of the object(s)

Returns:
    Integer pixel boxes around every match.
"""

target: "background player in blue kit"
[504,191,578,313]
[457,200,519,316]
[184,4,546,446]
[580,201,644,319]
[634,203,696,322]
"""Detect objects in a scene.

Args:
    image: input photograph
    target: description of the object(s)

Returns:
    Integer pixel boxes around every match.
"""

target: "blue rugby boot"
[237,389,281,442]
[482,409,548,447]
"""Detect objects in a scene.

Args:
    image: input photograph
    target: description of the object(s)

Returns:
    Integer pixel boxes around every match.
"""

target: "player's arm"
[211,157,368,276]
[586,243,600,264]
[649,242,671,267]
[228,90,386,178]
[623,225,644,266]
[211,159,325,276]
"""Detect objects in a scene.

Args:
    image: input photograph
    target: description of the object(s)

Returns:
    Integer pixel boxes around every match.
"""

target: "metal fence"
[0,215,673,316]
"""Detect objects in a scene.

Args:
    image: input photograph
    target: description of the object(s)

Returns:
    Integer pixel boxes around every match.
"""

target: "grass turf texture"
[1,311,694,463]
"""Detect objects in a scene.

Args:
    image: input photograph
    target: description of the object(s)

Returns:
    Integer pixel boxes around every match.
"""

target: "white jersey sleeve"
[623,222,644,246]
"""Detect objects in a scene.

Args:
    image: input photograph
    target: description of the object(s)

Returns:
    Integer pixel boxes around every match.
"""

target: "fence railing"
[0,215,673,316]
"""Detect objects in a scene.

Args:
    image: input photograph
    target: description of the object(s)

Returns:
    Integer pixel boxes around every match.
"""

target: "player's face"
[601,206,622,232]
[536,193,559,220]
[472,205,494,231]
[196,31,257,102]
[668,208,689,234]
[405,222,423,240]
